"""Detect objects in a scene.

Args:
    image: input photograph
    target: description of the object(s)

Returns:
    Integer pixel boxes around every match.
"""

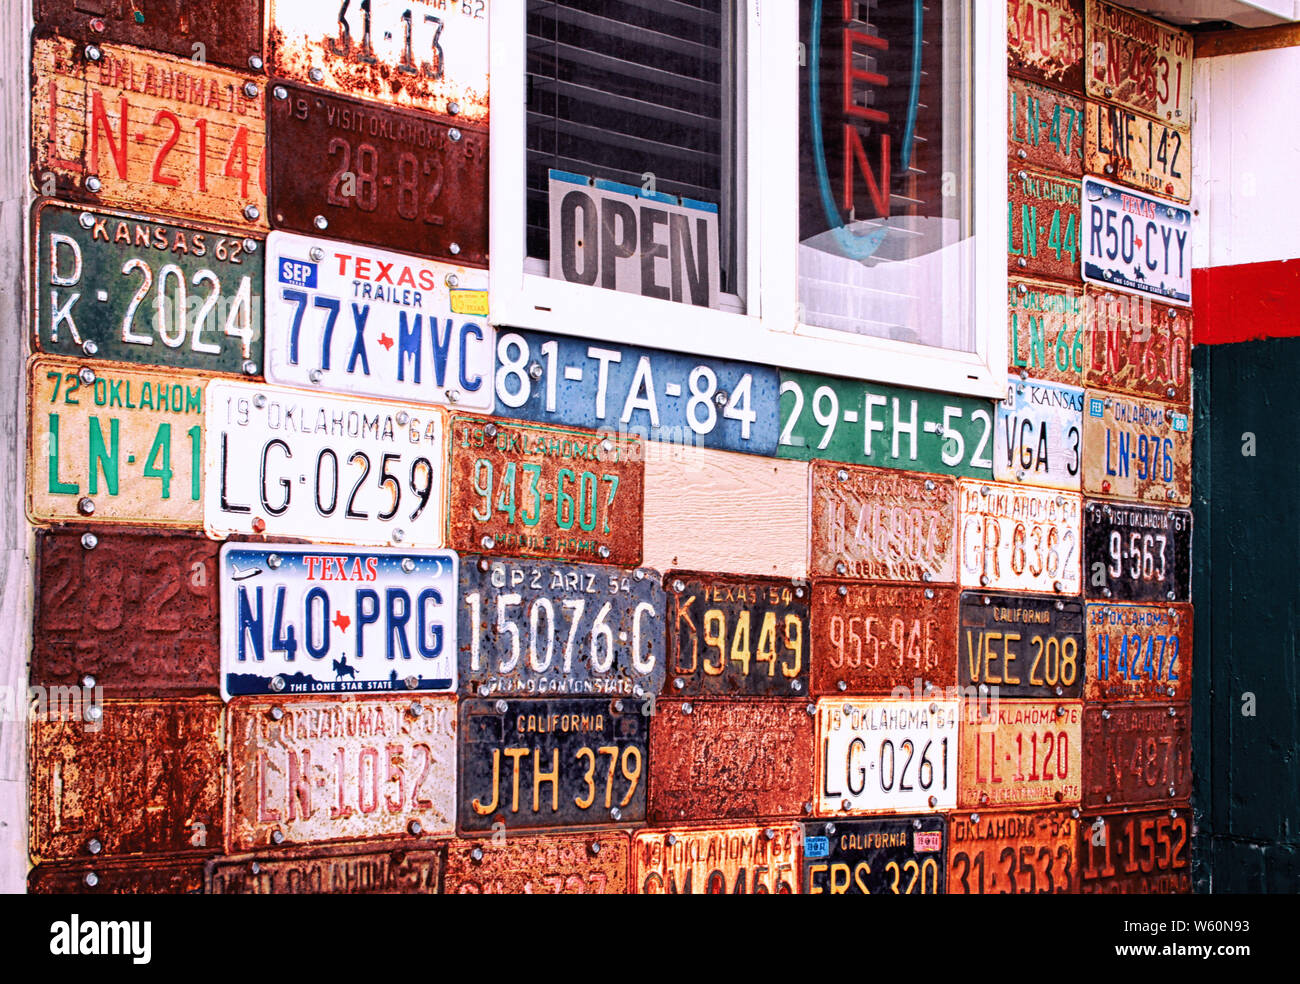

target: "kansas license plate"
[458,697,647,833]
[1086,1,1192,129]
[1082,177,1192,305]
[1078,809,1191,893]
[220,544,458,699]
[33,35,267,228]
[959,701,1083,809]
[995,379,1083,490]
[1087,602,1191,701]
[778,371,996,478]
[1009,278,1085,386]
[33,201,263,374]
[803,816,946,894]
[28,356,205,527]
[207,844,444,894]
[264,232,493,410]
[444,832,630,894]
[226,695,456,849]
[1083,703,1191,808]
[815,698,959,815]
[948,809,1077,894]
[1009,77,1082,176]
[958,481,1082,594]
[1084,393,1190,505]
[204,381,445,545]
[493,329,780,456]
[1009,169,1080,283]
[1008,0,1085,91]
[959,592,1085,699]
[459,556,666,699]
[1084,288,1191,404]
[1085,500,1191,602]
[633,824,800,894]
[1085,101,1190,202]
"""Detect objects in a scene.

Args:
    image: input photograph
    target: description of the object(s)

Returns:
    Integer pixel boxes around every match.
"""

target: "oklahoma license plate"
[1086,1,1192,129]
[204,381,445,546]
[1085,102,1190,202]
[1078,809,1191,894]
[958,481,1082,595]
[1084,287,1191,404]
[994,379,1083,490]
[959,592,1084,699]
[1084,392,1191,504]
[1087,602,1191,702]
[1008,169,1080,283]
[633,825,800,894]
[959,701,1083,809]
[1008,278,1085,386]
[1083,703,1191,808]
[1082,177,1192,306]
[1009,77,1082,176]
[803,816,946,894]
[1085,500,1191,602]
[444,832,630,895]
[207,844,444,894]
[948,809,1077,894]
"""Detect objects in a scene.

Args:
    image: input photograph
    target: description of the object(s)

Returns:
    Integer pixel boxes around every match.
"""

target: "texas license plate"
[1084,287,1191,404]
[1085,500,1191,602]
[959,592,1085,699]
[803,816,946,894]
[1085,0,1192,129]
[994,379,1083,490]
[207,844,444,894]
[633,824,800,894]
[33,201,263,374]
[1085,101,1190,202]
[1082,703,1191,808]
[264,232,493,410]
[1008,278,1085,386]
[459,556,666,699]
[1082,177,1192,305]
[1078,809,1191,893]
[959,701,1083,809]
[1008,169,1080,283]
[203,381,445,545]
[815,698,959,815]
[1009,77,1082,176]
[958,481,1082,595]
[28,356,205,527]
[1086,602,1191,701]
[443,832,631,895]
[1007,0,1085,91]
[220,544,458,699]
[1084,393,1190,504]
[493,329,780,456]
[948,809,1077,894]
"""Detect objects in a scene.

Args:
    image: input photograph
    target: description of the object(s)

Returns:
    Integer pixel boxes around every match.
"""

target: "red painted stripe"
[1193,258,1300,345]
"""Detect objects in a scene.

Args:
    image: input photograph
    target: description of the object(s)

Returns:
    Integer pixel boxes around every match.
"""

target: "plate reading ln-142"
[1085,102,1190,203]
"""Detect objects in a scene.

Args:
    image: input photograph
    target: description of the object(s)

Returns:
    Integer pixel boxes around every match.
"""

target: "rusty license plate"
[994,379,1083,490]
[947,809,1077,894]
[1085,101,1190,202]
[1009,169,1080,283]
[1087,602,1191,702]
[1078,809,1191,893]
[1083,392,1190,504]
[30,697,224,861]
[1083,702,1191,808]
[958,481,1082,595]
[459,556,666,699]
[633,824,800,894]
[959,701,1083,809]
[1085,500,1191,602]
[447,415,644,568]
[268,81,486,267]
[1085,288,1191,404]
[33,35,267,228]
[803,816,945,894]
[1086,0,1192,130]
[811,462,956,584]
[29,858,206,894]
[33,528,219,695]
[666,572,809,698]
[815,698,959,816]
[226,695,456,850]
[1009,278,1085,386]
[959,592,1084,699]
[267,0,488,120]
[650,699,813,824]
[206,843,443,893]
[811,583,958,696]
[1009,77,1082,175]
[28,356,205,527]
[443,831,630,894]
[1008,0,1085,91]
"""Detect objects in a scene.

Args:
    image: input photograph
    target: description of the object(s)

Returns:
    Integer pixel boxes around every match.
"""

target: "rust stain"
[1009,76,1083,176]
[29,858,207,894]
[1008,0,1085,92]
[632,824,801,894]
[1084,287,1191,404]
[1082,702,1191,809]
[444,832,630,894]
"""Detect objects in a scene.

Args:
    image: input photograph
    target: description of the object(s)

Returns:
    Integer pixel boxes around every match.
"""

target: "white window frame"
[489,1,1007,401]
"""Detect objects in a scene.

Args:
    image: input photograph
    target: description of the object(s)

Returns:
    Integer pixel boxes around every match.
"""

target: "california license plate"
[1084,500,1191,602]
[1084,392,1190,504]
[1085,1,1192,129]
[1078,809,1191,893]
[1008,169,1080,283]
[1082,703,1191,808]
[959,592,1085,699]
[33,201,263,374]
[1084,287,1191,404]
[1009,77,1082,176]
[1007,0,1085,91]
[633,824,800,894]
[204,381,445,546]
[1085,101,1190,202]
[443,832,631,895]
[1008,278,1085,386]
[1086,602,1191,702]
[1081,177,1192,305]
[959,701,1083,809]
[994,379,1083,490]
[220,544,458,700]
[264,232,493,410]
[948,809,1077,894]
[958,481,1082,595]
[803,816,946,894]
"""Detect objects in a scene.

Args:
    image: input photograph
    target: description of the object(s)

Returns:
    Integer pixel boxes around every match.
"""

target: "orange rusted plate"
[811,462,956,584]
[1082,392,1191,504]
[446,415,644,568]
[1008,0,1085,92]
[947,809,1078,894]
[32,34,267,228]
[1084,287,1191,404]
[33,528,219,695]
[1009,169,1081,283]
[443,831,630,894]
[1078,808,1191,893]
[648,700,814,824]
[632,824,801,894]
[811,583,958,697]
[1009,76,1083,176]
[29,858,207,894]
[1085,0,1192,131]
[1082,702,1191,809]
[1084,101,1190,203]
[226,695,456,851]
[1086,602,1191,702]
[1008,278,1085,385]
[959,592,1085,699]
[958,481,1083,595]
[27,357,206,528]
[958,700,1083,809]
[30,697,224,862]
[206,843,444,893]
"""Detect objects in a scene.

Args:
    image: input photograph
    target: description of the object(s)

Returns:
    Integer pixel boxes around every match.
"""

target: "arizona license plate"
[815,698,959,815]
[1007,0,1085,91]
[1085,500,1191,602]
[1009,169,1080,283]
[226,695,456,849]
[1008,278,1085,386]
[994,379,1083,490]
[204,381,445,545]
[33,35,267,227]
[1085,102,1190,202]
[1084,288,1191,404]
[948,809,1077,894]
[633,824,800,894]
[959,592,1085,699]
[207,844,444,894]
[459,557,666,699]
[33,200,263,374]
[28,357,205,527]
[803,816,946,894]
[220,544,458,699]
[493,329,780,456]
[1084,393,1191,504]
[1078,809,1191,893]
[958,481,1082,595]
[1087,602,1191,702]
[443,832,630,894]
[1086,1,1192,129]
[959,701,1083,809]
[1081,177,1192,305]
[1009,77,1082,176]
[1082,703,1191,808]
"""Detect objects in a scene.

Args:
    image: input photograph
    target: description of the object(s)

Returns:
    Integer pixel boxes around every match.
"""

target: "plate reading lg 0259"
[204,381,445,546]
[994,379,1083,491]
[803,816,946,895]
[958,482,1082,595]
[1085,500,1191,602]
[265,232,492,410]
[1081,177,1191,306]
[1083,392,1191,504]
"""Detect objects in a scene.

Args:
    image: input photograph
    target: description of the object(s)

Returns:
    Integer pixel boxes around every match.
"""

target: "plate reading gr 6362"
[958,481,1082,595]
[959,592,1084,699]
[803,816,946,894]
[948,809,1077,894]
[1084,500,1191,602]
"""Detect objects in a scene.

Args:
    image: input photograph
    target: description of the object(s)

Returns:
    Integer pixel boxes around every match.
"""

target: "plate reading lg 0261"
[1085,500,1191,602]
[1009,278,1085,386]
[959,701,1083,809]
[994,379,1083,490]
[1081,177,1192,306]
[948,809,1077,894]
[1083,392,1191,505]
[633,824,800,894]
[1085,1,1192,130]
[958,482,1082,595]
[204,381,445,546]
[1086,602,1191,702]
[803,816,946,895]
[959,592,1085,699]
[265,232,492,411]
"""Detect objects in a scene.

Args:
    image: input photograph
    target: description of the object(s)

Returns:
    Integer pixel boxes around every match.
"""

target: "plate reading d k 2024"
[994,379,1083,491]
[1081,177,1191,306]
[220,544,457,700]
[265,232,492,411]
